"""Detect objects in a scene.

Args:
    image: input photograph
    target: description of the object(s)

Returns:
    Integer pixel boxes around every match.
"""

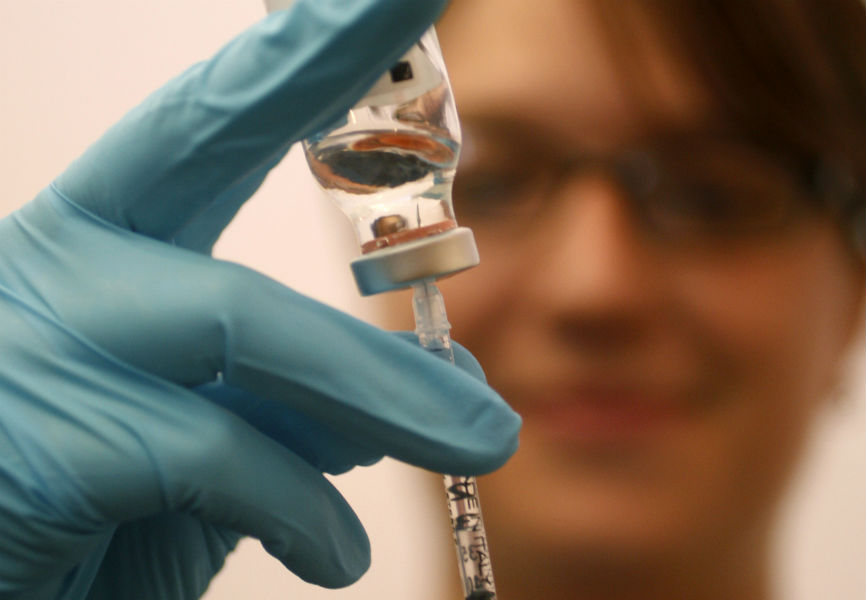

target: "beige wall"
[1,2,862,599]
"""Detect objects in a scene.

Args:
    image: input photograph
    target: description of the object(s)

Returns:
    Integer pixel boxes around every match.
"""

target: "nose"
[522,173,664,348]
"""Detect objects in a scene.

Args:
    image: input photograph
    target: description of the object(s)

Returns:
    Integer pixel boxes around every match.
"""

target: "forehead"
[437,0,711,147]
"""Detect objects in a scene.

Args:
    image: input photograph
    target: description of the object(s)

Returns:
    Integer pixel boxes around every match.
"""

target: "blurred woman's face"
[400,0,865,577]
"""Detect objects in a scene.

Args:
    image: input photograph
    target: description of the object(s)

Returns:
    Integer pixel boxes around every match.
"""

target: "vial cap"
[350,227,480,295]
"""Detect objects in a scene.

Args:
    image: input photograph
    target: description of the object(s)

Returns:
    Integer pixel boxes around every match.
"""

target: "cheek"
[667,232,862,525]
[437,246,521,349]
[374,290,415,330]
[673,235,856,408]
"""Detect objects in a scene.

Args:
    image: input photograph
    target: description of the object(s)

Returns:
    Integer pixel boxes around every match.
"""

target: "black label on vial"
[389,61,414,83]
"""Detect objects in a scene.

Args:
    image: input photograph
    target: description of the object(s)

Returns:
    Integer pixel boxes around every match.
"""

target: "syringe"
[264,1,497,589]
[413,280,497,600]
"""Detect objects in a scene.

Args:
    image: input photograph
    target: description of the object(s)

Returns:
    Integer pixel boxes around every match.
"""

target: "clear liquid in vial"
[306,129,458,199]
[305,129,460,250]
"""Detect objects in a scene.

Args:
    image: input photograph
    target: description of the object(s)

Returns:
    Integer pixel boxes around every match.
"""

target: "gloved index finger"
[217,276,520,477]
[54,0,448,242]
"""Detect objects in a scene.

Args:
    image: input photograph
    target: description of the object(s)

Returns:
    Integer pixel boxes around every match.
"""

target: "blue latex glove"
[0,1,520,598]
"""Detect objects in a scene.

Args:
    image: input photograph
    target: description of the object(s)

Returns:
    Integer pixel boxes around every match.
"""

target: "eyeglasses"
[452,131,864,253]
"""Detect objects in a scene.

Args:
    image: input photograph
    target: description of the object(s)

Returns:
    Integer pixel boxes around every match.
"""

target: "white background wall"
[1,2,863,599]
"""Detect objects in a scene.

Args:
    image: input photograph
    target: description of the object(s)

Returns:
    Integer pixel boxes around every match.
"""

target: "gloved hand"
[0,2,520,598]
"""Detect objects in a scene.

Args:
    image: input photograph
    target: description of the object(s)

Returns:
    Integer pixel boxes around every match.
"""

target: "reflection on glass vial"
[303,28,462,252]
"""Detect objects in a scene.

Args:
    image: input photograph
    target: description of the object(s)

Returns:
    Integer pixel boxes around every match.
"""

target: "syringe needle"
[412,280,498,600]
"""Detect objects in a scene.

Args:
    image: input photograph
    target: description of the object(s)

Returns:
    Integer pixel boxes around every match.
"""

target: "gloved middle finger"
[52,0,449,244]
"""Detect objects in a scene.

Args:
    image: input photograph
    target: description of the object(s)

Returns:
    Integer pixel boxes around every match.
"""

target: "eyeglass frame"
[452,129,865,257]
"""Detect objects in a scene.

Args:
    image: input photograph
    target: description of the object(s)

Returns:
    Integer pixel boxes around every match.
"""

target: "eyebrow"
[459,112,576,165]
[460,112,568,145]
[459,108,756,155]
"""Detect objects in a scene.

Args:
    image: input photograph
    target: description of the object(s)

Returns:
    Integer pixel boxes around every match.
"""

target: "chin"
[479,430,718,571]
[500,489,692,559]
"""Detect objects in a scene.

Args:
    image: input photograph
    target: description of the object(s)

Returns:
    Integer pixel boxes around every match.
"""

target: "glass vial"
[304,28,462,253]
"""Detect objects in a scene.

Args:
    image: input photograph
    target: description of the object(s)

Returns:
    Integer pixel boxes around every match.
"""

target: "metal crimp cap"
[350,227,480,296]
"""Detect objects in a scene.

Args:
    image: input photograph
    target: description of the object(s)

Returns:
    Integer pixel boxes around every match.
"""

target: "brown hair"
[594,0,865,250]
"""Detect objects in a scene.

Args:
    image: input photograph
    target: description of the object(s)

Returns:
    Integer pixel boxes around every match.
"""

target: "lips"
[517,385,691,445]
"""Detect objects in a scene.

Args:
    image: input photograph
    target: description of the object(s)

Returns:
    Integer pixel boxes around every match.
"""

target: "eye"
[452,167,543,220]
[645,144,806,236]
[649,178,799,237]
